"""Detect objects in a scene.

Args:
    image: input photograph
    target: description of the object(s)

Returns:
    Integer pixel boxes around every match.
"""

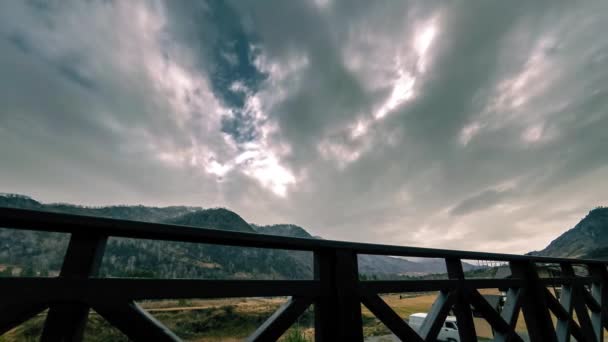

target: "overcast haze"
[1,0,607,254]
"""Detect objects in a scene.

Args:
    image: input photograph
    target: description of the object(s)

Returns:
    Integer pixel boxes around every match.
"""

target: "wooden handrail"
[1,207,607,342]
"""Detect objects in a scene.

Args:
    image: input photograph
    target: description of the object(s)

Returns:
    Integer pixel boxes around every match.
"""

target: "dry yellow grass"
[141,293,503,339]
[7,288,600,341]
[139,297,286,313]
[362,290,518,339]
[369,289,606,339]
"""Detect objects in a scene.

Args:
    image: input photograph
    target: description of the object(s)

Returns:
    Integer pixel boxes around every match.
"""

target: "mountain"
[582,247,608,260]
[532,207,608,259]
[0,193,43,210]
[250,224,478,275]
[0,193,473,278]
[0,193,200,222]
[0,194,310,279]
[167,208,256,233]
[252,224,314,239]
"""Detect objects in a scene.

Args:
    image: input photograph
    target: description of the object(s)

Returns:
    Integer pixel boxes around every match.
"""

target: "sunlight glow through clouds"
[414,21,437,73]
[350,119,370,139]
[200,136,295,197]
[459,34,561,146]
[149,37,299,197]
[240,150,296,197]
[492,38,555,115]
[521,123,545,143]
[318,141,363,168]
[208,84,297,197]
[374,20,437,120]
[3,0,608,254]
[162,141,296,197]
[374,67,415,119]
[459,121,483,145]
[313,0,331,10]
[206,158,233,178]
[319,17,441,167]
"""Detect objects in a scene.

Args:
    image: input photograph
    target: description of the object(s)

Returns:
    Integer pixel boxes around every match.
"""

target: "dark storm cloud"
[0,1,246,205]
[163,1,267,144]
[1,0,608,254]
[222,0,608,252]
[227,0,375,166]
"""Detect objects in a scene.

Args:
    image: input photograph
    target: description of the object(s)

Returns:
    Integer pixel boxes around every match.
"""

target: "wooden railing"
[0,207,607,341]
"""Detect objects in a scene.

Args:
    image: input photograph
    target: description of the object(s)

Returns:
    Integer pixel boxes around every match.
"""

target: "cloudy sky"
[1,0,607,254]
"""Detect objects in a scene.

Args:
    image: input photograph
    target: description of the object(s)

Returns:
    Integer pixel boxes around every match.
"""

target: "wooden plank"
[501,288,522,328]
[547,263,574,342]
[58,234,108,276]
[573,294,596,342]
[0,278,321,301]
[41,233,107,342]
[562,263,597,342]
[583,286,602,313]
[314,250,338,342]
[360,293,423,342]
[41,304,91,342]
[3,208,608,341]
[419,290,455,341]
[494,288,523,342]
[540,277,597,286]
[545,287,571,321]
[467,289,523,342]
[544,287,585,342]
[589,264,608,342]
[3,207,608,265]
[334,250,364,341]
[246,297,312,342]
[313,250,364,341]
[446,258,477,342]
[510,261,558,342]
[93,300,181,341]
[554,281,573,342]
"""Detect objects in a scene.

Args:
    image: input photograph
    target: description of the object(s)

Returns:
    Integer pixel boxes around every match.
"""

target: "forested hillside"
[531,207,608,259]
[0,193,464,279]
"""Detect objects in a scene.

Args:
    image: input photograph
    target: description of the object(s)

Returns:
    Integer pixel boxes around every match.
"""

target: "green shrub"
[282,327,311,342]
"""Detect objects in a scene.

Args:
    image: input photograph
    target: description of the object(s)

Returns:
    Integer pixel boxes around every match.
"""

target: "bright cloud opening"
[375,68,416,119]
[414,21,438,72]
[238,150,296,197]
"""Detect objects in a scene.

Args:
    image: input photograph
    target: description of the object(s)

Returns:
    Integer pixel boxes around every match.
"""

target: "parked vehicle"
[408,313,460,342]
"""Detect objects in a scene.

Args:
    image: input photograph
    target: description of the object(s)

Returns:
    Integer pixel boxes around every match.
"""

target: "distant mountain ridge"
[167,208,256,233]
[0,193,461,278]
[0,193,198,222]
[531,207,608,259]
[250,223,472,274]
[251,224,314,239]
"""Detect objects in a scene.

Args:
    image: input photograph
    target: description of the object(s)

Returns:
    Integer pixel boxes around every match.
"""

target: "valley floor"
[0,290,575,342]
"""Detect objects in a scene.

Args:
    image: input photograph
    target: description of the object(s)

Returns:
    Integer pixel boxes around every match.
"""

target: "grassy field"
[0,293,504,341]
[361,291,510,339]
[0,290,540,341]
[0,298,312,342]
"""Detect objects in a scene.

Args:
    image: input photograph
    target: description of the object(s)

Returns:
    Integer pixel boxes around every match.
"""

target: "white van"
[408,313,460,342]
